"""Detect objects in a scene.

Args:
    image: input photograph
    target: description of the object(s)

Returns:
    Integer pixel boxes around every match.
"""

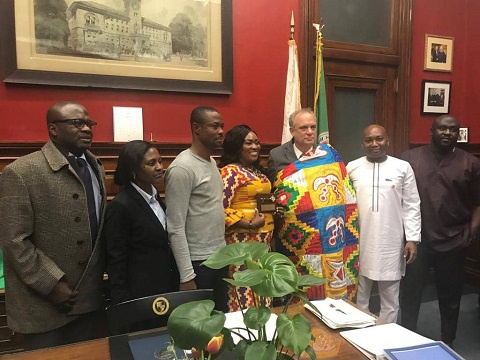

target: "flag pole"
[290,11,295,40]
[282,11,302,144]
[313,20,329,144]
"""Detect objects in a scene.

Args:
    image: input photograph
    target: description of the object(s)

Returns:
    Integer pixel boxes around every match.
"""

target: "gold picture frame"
[424,34,454,72]
[0,0,233,94]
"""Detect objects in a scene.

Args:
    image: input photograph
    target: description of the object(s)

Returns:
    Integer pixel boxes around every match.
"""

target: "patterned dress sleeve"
[221,165,247,229]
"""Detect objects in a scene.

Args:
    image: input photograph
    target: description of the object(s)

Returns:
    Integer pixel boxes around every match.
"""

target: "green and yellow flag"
[313,24,329,144]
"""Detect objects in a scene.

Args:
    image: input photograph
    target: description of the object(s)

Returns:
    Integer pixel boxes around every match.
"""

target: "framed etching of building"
[0,0,233,94]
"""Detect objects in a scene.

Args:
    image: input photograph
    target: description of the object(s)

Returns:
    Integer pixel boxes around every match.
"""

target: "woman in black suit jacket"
[105,141,179,305]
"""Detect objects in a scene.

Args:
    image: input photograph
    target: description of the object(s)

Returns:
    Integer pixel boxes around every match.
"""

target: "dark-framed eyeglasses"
[51,118,97,129]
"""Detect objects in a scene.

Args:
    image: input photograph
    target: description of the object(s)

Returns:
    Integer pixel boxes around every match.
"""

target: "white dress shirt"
[131,182,166,229]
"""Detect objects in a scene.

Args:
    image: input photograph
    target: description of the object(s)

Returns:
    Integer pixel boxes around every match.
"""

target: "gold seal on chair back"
[152,297,170,315]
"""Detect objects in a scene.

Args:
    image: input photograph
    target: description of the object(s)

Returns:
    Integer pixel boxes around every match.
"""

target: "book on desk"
[304,298,377,329]
[340,323,464,360]
[383,341,465,360]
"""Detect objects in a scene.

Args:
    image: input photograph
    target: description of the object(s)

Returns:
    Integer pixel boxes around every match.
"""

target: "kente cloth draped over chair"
[274,143,359,300]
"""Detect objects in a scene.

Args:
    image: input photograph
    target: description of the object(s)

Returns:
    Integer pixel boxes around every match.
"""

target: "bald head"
[362,124,388,140]
[46,101,85,124]
[362,124,389,162]
[46,101,93,156]
[432,115,459,130]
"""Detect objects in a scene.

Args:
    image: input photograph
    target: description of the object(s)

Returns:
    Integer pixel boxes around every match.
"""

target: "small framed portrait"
[458,128,468,143]
[421,80,452,115]
[424,34,454,72]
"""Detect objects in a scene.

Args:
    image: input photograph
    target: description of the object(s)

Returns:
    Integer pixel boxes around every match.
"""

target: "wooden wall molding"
[0,141,278,201]
[0,141,278,158]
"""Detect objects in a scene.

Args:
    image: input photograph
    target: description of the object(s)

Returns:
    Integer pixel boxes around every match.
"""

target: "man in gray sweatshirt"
[165,106,227,311]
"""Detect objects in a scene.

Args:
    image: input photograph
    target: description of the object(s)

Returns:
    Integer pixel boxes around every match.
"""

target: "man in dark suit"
[267,108,317,183]
[437,45,447,63]
[431,44,439,62]
[0,101,106,350]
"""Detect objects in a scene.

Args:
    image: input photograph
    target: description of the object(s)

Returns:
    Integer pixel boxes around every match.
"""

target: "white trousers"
[356,275,400,323]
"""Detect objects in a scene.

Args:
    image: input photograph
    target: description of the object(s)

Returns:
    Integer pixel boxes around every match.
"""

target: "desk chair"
[106,289,214,335]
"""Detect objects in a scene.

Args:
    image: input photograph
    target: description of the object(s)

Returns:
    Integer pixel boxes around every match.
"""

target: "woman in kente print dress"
[219,125,274,312]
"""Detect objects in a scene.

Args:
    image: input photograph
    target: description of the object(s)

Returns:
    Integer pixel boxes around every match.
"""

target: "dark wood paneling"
[0,141,276,202]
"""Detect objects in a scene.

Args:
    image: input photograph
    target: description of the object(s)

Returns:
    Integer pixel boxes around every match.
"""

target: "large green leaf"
[167,300,225,350]
[226,268,268,287]
[233,339,249,360]
[251,253,298,297]
[245,258,261,270]
[243,306,271,330]
[244,341,277,360]
[276,313,312,356]
[297,274,325,287]
[202,242,269,269]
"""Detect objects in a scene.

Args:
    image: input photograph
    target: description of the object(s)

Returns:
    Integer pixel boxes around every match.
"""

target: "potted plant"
[167,242,325,360]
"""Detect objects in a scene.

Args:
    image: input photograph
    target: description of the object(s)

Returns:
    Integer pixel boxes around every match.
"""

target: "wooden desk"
[276,303,370,360]
[0,339,109,360]
[0,303,369,360]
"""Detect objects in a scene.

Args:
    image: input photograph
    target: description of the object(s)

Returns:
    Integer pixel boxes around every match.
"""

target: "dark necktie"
[76,158,98,243]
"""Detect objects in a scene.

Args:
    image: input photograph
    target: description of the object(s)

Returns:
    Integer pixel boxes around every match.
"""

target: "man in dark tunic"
[400,115,480,347]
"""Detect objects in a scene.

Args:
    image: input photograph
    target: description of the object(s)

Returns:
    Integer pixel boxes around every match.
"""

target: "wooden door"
[300,0,412,162]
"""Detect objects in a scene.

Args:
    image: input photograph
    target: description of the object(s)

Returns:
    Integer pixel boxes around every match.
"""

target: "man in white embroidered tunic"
[346,125,421,323]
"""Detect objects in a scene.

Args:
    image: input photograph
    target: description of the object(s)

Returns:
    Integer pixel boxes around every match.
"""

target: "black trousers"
[22,309,107,351]
[192,260,229,313]
[400,243,466,343]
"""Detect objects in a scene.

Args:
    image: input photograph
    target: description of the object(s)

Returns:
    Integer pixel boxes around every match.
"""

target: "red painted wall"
[3,1,478,145]
[0,0,299,143]
[463,0,480,143]
[410,0,479,144]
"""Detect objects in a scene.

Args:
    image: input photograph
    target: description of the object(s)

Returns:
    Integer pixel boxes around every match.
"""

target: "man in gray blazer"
[0,101,106,350]
[267,108,318,183]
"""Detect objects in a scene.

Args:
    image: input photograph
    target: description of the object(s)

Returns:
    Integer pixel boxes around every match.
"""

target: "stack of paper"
[340,323,434,360]
[304,298,376,329]
[224,310,277,344]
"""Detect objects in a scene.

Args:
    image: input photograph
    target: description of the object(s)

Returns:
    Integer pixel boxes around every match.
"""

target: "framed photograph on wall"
[458,128,468,143]
[0,0,233,94]
[424,34,454,72]
[421,80,451,115]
